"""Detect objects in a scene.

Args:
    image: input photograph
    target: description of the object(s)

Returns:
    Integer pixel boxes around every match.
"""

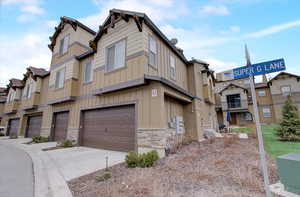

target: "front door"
[230,113,237,125]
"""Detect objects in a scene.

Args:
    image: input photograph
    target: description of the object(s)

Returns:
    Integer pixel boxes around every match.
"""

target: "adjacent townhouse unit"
[215,71,300,127]
[0,87,7,124]
[1,67,49,137]
[0,9,217,154]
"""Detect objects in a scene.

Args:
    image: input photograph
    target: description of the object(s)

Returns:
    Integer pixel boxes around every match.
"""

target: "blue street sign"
[233,58,286,79]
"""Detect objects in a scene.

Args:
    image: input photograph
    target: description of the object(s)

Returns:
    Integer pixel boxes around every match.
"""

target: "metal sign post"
[245,45,272,197]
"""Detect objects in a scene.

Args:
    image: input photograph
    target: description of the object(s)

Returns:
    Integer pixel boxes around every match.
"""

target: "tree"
[277,96,300,141]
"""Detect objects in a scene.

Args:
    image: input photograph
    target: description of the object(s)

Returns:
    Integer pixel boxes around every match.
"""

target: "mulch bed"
[68,137,279,197]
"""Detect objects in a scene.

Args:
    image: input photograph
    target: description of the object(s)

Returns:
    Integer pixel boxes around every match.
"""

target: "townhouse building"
[0,9,217,154]
[215,71,300,127]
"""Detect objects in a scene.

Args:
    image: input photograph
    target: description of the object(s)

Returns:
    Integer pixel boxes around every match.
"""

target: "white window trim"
[148,35,157,68]
[105,39,126,72]
[84,60,93,83]
[59,35,70,55]
[281,85,291,96]
[263,107,272,118]
[258,90,266,97]
[55,68,66,89]
[170,54,176,80]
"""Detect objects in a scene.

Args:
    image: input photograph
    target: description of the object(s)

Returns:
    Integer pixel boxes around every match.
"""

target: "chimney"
[170,38,178,45]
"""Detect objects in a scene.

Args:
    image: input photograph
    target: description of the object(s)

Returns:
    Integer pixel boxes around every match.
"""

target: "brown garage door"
[81,105,135,152]
[52,111,69,141]
[26,115,42,138]
[7,118,20,137]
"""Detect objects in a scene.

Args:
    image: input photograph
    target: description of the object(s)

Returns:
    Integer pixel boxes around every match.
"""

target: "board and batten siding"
[142,25,188,91]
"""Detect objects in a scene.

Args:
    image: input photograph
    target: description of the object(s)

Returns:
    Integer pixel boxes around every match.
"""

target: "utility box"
[175,116,185,134]
[277,153,300,195]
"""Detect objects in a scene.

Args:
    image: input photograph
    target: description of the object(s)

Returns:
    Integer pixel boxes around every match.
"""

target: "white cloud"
[203,58,238,71]
[0,32,51,87]
[79,0,188,30]
[200,5,230,16]
[21,5,45,15]
[230,25,240,33]
[244,19,300,38]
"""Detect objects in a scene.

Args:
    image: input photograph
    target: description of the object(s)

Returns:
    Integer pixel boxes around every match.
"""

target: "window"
[148,35,157,66]
[7,91,15,102]
[106,39,126,71]
[241,112,252,121]
[227,94,241,108]
[59,35,70,55]
[258,90,266,96]
[281,86,291,96]
[84,61,93,83]
[55,68,65,89]
[263,107,271,118]
[23,84,32,98]
[170,55,176,79]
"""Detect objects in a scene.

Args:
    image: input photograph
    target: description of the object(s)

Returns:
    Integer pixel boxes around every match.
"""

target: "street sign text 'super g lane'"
[233,58,285,79]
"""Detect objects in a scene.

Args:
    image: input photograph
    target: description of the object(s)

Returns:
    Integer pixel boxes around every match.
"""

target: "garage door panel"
[26,115,42,138]
[53,112,69,142]
[7,119,20,137]
[82,105,135,152]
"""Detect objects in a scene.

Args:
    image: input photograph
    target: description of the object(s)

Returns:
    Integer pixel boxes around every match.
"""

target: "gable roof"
[48,16,96,51]
[8,78,24,90]
[268,72,300,83]
[27,67,49,78]
[219,83,248,94]
[88,9,188,64]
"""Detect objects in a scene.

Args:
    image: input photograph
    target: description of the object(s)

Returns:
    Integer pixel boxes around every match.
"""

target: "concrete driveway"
[46,147,127,181]
[0,138,126,196]
[0,141,34,197]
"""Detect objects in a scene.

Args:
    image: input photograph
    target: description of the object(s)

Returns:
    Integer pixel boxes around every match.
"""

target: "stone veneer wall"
[137,128,184,149]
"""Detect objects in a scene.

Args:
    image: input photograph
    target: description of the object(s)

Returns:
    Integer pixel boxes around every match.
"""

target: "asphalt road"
[0,141,34,197]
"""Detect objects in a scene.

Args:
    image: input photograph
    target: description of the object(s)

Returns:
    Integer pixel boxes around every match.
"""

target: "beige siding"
[93,19,144,69]
[143,25,188,91]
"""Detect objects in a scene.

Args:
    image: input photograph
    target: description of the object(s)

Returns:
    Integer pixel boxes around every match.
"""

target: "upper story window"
[55,68,65,89]
[170,55,176,79]
[263,107,271,118]
[59,35,70,55]
[148,35,157,67]
[7,91,15,102]
[84,60,93,83]
[106,39,126,72]
[281,85,291,96]
[227,94,241,108]
[258,90,266,97]
[23,84,32,98]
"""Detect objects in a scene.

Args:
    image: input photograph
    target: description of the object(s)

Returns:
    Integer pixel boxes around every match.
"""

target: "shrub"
[30,136,49,143]
[58,139,76,147]
[125,152,140,168]
[277,97,300,141]
[95,171,112,182]
[125,150,159,168]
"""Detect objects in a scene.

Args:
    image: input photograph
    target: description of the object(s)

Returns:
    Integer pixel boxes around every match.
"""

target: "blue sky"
[0,0,299,86]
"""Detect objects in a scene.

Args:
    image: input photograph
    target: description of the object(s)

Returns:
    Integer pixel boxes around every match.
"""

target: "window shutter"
[107,46,115,71]
[115,40,125,69]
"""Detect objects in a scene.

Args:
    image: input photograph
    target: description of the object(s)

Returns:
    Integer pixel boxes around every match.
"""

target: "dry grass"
[68,138,278,197]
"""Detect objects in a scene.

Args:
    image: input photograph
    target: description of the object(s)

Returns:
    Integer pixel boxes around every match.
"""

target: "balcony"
[221,100,249,111]
[4,100,19,114]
